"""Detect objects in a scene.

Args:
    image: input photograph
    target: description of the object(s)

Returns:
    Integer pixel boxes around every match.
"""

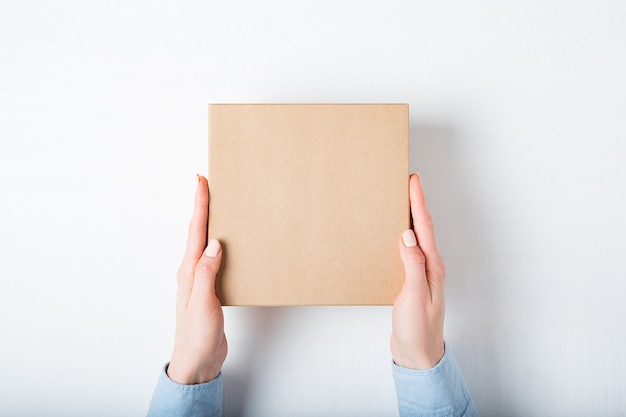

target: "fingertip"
[193,174,209,204]
[398,232,423,262]
[409,173,421,197]
[204,239,221,258]
[402,229,417,248]
[196,174,208,187]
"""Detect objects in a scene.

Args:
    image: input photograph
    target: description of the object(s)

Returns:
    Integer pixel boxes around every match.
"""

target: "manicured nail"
[402,229,417,247]
[204,239,221,257]
[414,171,422,184]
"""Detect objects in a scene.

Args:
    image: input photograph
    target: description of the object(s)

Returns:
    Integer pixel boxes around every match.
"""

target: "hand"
[391,173,446,370]
[167,175,227,384]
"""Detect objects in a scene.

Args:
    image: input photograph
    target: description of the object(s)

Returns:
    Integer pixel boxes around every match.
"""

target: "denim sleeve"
[146,364,222,417]
[392,348,478,417]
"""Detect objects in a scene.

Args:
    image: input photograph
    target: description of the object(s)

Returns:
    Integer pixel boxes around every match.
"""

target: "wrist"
[391,340,445,370]
[167,355,222,385]
[167,362,221,385]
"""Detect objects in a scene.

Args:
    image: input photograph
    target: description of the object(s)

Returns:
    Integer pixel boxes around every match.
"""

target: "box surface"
[208,104,409,305]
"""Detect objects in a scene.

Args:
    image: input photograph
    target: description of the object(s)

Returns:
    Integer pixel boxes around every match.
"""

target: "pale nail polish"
[204,239,221,257]
[402,229,417,247]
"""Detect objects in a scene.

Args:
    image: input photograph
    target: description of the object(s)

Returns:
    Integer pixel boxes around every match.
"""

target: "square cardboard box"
[208,104,409,305]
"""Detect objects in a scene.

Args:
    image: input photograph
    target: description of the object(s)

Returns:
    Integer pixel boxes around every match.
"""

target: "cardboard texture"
[208,104,409,306]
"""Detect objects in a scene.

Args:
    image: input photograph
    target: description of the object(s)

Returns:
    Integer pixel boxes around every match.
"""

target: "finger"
[398,230,431,300]
[177,176,210,307]
[409,173,441,265]
[191,239,223,304]
[183,175,210,264]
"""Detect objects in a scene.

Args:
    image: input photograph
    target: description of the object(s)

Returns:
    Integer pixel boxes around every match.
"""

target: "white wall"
[1,1,625,416]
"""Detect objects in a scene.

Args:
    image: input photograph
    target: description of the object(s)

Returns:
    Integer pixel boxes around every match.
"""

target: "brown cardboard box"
[208,104,409,305]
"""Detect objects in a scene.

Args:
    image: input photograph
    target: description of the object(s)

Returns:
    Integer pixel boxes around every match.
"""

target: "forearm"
[393,346,478,417]
[146,364,223,417]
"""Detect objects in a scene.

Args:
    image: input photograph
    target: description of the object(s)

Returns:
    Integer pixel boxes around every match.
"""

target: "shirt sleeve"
[392,347,479,417]
[146,364,222,417]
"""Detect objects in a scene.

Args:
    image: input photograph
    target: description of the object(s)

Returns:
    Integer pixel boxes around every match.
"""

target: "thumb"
[192,239,223,298]
[398,229,429,294]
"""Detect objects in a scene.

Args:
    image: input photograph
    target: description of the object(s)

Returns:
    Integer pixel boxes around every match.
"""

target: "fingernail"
[204,239,221,257]
[196,173,201,182]
[414,171,422,184]
[402,229,417,247]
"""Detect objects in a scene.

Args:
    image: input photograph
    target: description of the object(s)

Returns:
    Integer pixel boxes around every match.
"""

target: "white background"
[1,1,625,416]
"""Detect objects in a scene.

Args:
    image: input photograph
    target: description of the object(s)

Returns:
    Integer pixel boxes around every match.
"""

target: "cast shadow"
[220,125,502,416]
[410,124,502,415]
[221,306,285,417]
